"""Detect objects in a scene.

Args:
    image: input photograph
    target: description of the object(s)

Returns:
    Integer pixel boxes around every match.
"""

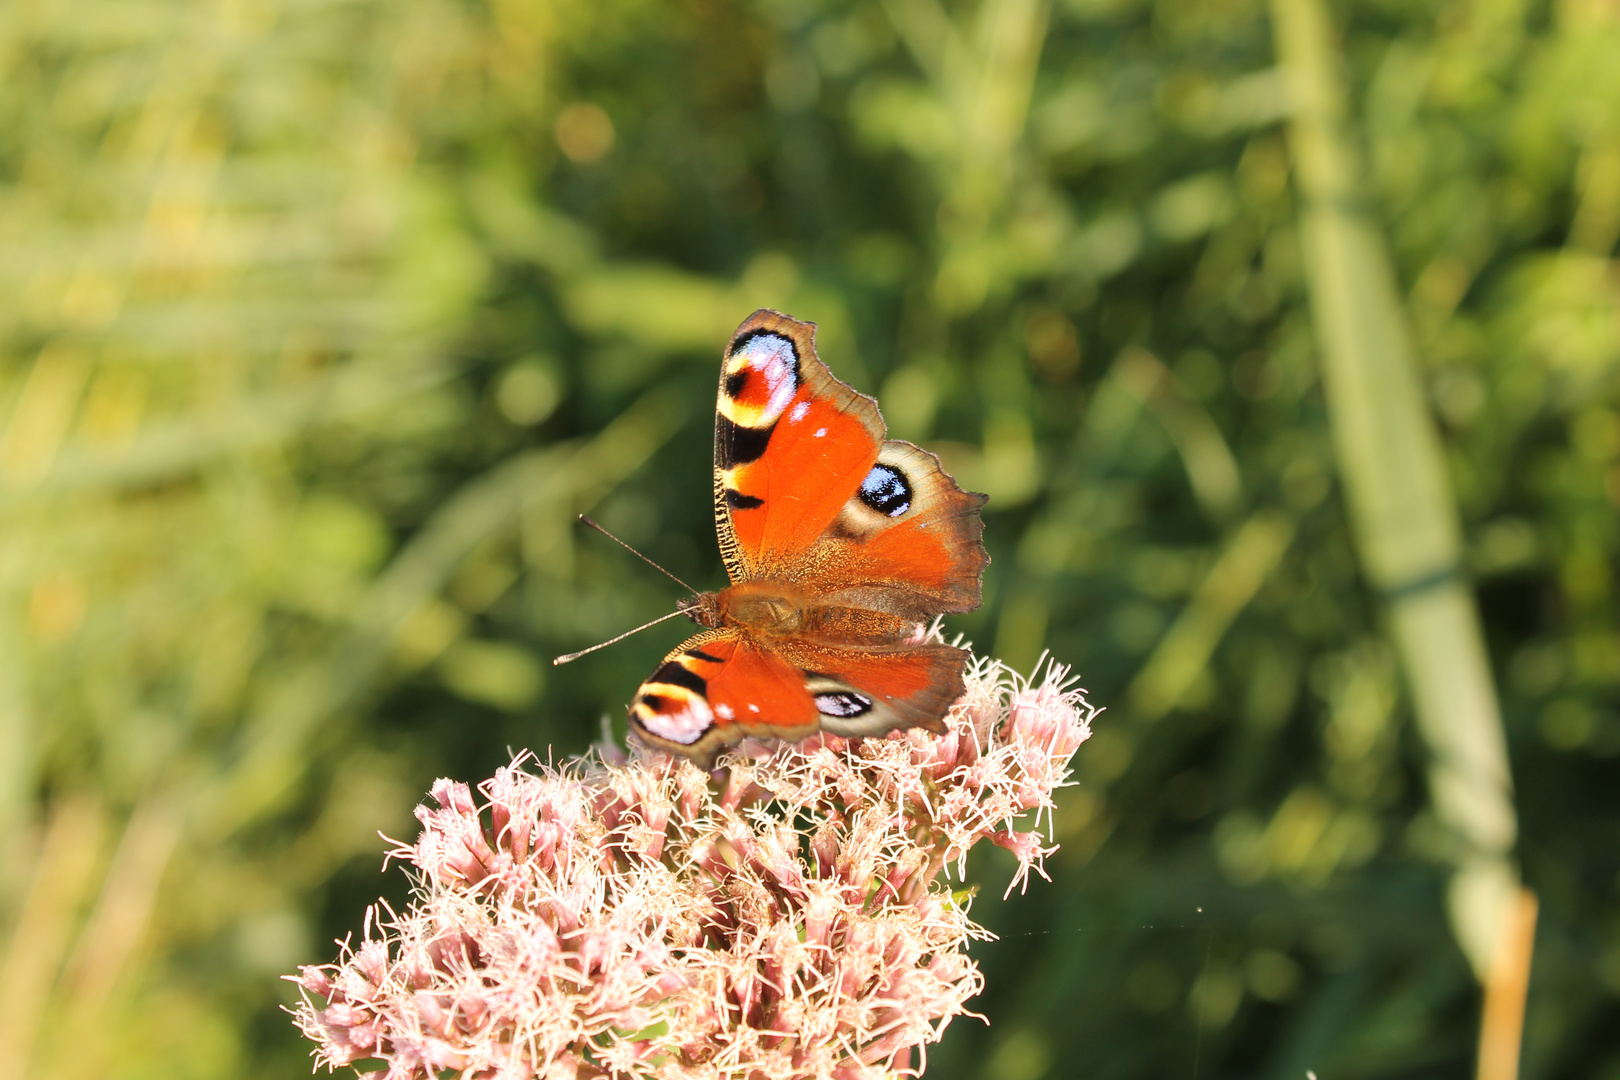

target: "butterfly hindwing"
[628,631,970,764]
[628,630,820,766]
[775,638,970,738]
[791,439,988,620]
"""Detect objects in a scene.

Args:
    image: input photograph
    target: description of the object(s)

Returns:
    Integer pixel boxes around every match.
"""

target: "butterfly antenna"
[576,515,699,594]
[552,608,689,666]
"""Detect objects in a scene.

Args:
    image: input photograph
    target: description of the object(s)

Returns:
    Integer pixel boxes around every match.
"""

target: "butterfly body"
[629,310,988,768]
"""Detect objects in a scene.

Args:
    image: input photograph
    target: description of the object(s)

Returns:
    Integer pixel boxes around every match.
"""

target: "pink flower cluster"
[290,653,1094,1079]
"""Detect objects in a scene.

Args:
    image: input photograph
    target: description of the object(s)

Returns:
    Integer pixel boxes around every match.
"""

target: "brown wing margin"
[775,638,970,739]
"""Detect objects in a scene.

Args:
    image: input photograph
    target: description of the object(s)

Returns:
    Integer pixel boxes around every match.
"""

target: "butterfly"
[626,310,989,768]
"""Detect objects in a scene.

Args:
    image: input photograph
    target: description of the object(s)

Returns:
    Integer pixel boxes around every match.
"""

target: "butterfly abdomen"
[712,584,919,645]
[801,604,919,644]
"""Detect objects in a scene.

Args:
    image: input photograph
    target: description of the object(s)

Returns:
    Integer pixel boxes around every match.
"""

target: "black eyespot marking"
[649,661,707,696]
[724,370,749,399]
[685,648,725,663]
[858,463,912,517]
[815,691,873,718]
[638,693,672,713]
[716,415,774,467]
[725,489,764,510]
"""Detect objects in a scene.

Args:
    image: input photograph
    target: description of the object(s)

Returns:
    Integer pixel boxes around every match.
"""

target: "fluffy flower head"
[290,654,1095,1079]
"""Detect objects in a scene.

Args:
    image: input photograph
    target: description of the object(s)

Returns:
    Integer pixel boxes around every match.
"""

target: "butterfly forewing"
[713,311,885,582]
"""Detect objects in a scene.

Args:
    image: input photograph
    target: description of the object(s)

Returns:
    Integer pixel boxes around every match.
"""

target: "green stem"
[1269,0,1519,980]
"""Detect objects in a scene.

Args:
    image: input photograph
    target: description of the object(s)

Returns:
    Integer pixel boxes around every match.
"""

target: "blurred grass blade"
[0,344,91,488]
[0,614,33,893]
[1114,347,1243,522]
[881,0,963,84]
[1270,0,1518,979]
[60,796,183,1014]
[1128,509,1293,722]
[0,356,457,510]
[0,797,105,1079]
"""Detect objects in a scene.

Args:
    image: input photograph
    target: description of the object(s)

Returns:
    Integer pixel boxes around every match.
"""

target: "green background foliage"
[1,0,1617,1076]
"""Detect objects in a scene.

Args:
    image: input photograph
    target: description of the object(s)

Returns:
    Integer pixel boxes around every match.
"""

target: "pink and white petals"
[289,653,1096,1079]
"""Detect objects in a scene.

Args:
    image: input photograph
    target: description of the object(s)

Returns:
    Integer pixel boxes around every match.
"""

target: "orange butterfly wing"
[713,310,885,579]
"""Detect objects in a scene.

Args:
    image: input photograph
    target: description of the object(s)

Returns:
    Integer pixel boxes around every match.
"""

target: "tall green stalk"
[1269,0,1519,980]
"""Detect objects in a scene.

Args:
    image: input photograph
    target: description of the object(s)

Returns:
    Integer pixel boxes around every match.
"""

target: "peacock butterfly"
[627,309,989,768]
